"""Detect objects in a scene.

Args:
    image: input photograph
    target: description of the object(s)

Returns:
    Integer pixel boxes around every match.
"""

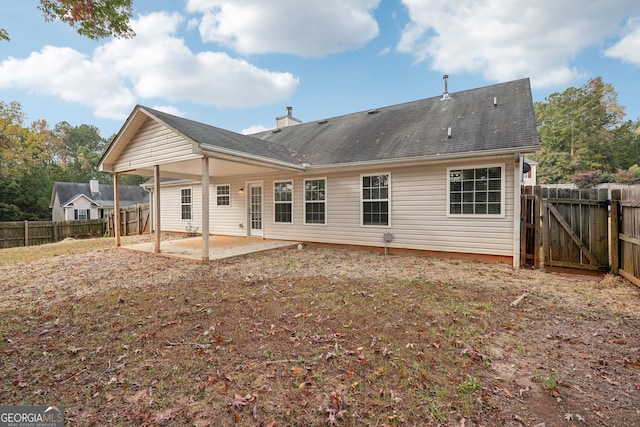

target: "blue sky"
[1,0,639,139]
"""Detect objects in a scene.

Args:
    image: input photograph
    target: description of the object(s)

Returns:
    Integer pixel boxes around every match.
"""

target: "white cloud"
[186,0,381,56]
[0,46,135,119]
[0,11,299,120]
[241,124,271,135]
[604,17,640,65]
[397,0,640,88]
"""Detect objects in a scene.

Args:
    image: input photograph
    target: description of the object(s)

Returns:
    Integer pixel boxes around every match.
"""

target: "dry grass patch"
[1,239,639,426]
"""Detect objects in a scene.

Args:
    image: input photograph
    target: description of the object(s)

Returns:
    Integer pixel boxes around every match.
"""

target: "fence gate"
[540,187,610,271]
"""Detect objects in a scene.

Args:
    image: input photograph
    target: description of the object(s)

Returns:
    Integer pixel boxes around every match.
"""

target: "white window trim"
[215,184,231,207]
[360,172,391,228]
[446,163,506,218]
[180,187,193,221]
[273,180,294,224]
[303,177,327,225]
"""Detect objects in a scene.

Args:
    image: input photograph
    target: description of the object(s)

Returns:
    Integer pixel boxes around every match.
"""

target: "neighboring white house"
[98,78,540,266]
[49,178,149,221]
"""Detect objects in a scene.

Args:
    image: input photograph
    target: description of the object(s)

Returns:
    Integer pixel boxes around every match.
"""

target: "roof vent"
[367,109,379,115]
[447,127,452,139]
[441,74,451,100]
[318,119,328,124]
[272,128,282,133]
[492,97,498,107]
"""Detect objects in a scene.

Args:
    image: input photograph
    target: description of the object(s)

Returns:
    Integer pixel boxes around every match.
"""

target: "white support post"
[114,172,121,247]
[201,157,210,261]
[154,165,161,253]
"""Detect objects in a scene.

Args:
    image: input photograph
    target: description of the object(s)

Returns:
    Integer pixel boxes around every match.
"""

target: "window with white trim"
[274,181,293,223]
[216,185,230,206]
[304,178,326,224]
[74,209,90,220]
[362,173,390,226]
[181,188,192,220]
[448,166,503,215]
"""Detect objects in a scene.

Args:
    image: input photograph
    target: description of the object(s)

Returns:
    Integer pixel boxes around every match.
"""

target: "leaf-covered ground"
[1,238,639,426]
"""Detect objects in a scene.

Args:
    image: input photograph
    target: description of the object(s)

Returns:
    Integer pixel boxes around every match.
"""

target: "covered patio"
[121,235,301,262]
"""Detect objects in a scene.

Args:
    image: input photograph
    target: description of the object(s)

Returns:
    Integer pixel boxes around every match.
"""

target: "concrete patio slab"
[121,235,300,261]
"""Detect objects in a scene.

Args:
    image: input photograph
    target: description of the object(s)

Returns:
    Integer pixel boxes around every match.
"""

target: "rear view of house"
[99,78,540,265]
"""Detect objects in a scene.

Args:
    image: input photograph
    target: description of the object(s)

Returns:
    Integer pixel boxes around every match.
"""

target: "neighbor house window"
[74,209,90,220]
[448,166,504,216]
[181,188,192,220]
[216,185,230,206]
[362,173,390,226]
[304,178,326,224]
[274,181,293,223]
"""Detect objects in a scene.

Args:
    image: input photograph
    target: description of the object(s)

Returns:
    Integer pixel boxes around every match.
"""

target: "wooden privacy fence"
[106,203,150,236]
[521,185,640,287]
[0,219,107,249]
[611,188,640,286]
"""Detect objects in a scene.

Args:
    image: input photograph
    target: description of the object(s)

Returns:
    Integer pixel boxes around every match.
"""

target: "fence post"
[610,189,620,275]
[24,220,29,247]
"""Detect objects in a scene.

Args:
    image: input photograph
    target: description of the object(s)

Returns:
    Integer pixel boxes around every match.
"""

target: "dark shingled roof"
[252,78,539,165]
[142,107,302,166]
[53,182,148,207]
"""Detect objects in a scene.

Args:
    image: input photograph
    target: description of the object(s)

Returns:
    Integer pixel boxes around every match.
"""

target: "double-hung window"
[74,209,90,220]
[216,185,230,206]
[362,174,390,226]
[274,181,293,223]
[181,188,192,220]
[448,165,504,216]
[304,178,326,224]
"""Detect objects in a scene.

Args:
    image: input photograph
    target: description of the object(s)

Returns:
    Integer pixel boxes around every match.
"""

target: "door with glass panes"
[248,184,263,236]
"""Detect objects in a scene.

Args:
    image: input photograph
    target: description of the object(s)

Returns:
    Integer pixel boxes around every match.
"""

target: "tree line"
[533,77,640,187]
[0,101,145,221]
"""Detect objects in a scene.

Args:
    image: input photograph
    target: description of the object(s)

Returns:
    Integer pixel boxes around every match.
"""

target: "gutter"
[302,145,541,172]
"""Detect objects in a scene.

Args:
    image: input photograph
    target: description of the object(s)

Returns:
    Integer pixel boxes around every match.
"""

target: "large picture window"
[304,178,326,224]
[274,181,293,223]
[362,174,390,226]
[181,188,192,220]
[448,166,503,216]
[216,185,230,206]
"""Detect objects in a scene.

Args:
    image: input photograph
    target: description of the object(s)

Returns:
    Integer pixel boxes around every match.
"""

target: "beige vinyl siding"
[210,180,249,236]
[153,156,516,257]
[114,119,201,172]
[255,161,514,256]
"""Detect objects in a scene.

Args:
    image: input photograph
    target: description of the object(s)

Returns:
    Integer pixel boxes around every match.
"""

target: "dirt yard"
[0,238,638,426]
